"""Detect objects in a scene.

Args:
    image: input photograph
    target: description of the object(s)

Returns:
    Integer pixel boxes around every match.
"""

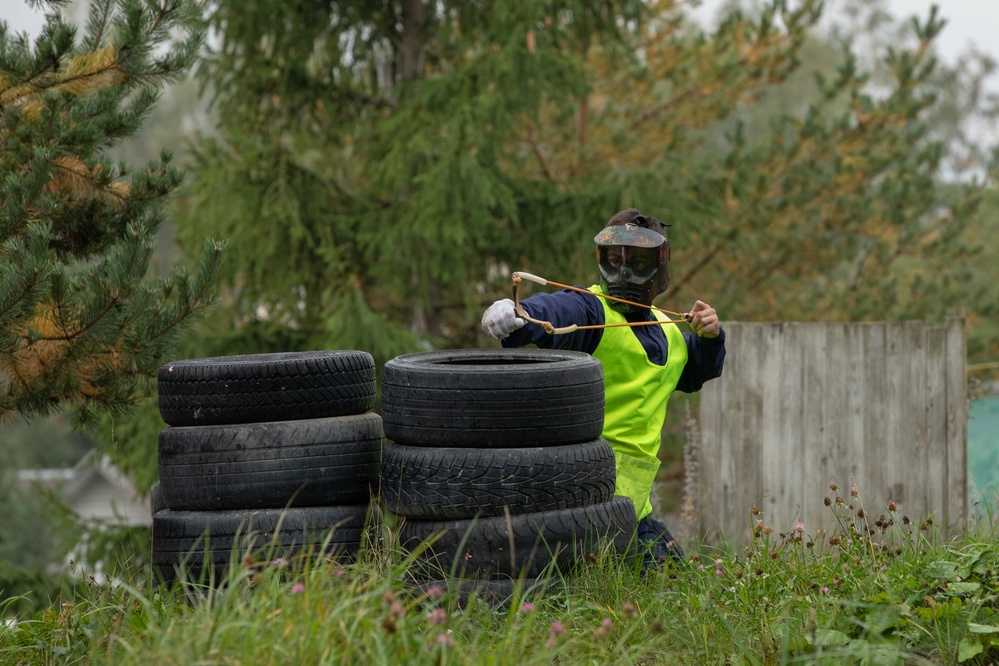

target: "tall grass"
[2,485,999,665]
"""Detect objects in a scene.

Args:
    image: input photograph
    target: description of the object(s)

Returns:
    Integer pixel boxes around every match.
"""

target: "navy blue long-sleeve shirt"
[502,288,725,392]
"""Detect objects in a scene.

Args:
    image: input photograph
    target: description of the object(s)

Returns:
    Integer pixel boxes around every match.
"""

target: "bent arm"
[676,328,726,392]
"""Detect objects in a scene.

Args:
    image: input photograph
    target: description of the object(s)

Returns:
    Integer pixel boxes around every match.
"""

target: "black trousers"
[636,516,684,570]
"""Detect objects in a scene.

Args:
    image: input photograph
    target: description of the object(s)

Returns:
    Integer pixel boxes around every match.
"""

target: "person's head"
[594,208,670,313]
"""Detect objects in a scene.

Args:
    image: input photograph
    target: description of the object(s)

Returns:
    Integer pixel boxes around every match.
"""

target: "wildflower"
[820,586,830,595]
[428,608,447,625]
[520,602,534,614]
[550,621,565,637]
[850,487,859,498]
[595,617,613,640]
[887,500,897,512]
[334,568,346,577]
[764,526,773,535]
[752,505,762,516]
[715,568,723,575]
[622,601,637,618]
[290,583,305,594]
[824,497,831,506]
[829,482,838,491]
[650,620,664,634]
[857,508,867,518]
[426,584,445,601]
[794,522,805,533]
[436,632,455,647]
[273,557,286,566]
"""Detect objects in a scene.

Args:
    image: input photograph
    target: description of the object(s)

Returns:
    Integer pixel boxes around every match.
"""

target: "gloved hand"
[481,298,526,341]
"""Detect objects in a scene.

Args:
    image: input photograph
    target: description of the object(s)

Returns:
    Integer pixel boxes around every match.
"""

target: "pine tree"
[0,0,224,425]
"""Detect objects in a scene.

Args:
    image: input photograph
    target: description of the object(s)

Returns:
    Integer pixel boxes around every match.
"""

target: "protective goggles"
[593,224,667,285]
[597,245,662,284]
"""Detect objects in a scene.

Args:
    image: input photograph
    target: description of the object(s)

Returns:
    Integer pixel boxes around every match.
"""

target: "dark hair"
[605,208,667,242]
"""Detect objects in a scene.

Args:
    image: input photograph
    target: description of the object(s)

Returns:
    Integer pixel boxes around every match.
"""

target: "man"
[480,208,725,569]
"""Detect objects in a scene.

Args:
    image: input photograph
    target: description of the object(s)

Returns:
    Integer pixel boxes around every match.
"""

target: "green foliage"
[1,413,93,468]
[0,472,69,618]
[0,0,225,426]
[175,0,997,377]
[1,488,999,663]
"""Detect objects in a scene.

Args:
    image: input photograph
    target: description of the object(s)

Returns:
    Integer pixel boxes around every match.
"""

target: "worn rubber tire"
[381,438,616,519]
[381,349,604,447]
[151,505,371,585]
[158,414,384,511]
[398,496,635,579]
[157,350,375,427]
[150,481,167,515]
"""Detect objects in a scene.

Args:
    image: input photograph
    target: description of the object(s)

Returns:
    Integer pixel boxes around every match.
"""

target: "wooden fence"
[693,319,967,543]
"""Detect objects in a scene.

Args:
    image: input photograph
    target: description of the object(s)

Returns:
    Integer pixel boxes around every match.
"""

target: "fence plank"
[863,323,888,510]
[818,322,850,533]
[801,323,827,532]
[925,325,947,521]
[736,324,765,541]
[759,323,786,539]
[945,318,967,531]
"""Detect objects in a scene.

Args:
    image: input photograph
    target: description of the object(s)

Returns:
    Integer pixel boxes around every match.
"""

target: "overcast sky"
[690,0,999,65]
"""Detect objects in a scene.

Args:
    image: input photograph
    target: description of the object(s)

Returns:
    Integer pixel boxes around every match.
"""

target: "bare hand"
[684,300,720,338]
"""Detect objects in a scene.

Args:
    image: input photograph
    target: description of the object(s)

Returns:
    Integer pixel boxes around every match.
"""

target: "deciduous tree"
[180,0,994,365]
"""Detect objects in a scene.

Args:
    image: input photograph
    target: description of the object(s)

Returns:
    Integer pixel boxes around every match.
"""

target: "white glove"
[481,298,526,341]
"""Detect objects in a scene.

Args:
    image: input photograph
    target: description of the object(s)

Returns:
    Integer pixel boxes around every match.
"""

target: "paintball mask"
[594,220,669,314]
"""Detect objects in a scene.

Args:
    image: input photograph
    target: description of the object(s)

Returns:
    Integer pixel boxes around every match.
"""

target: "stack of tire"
[379,348,637,597]
[150,351,381,586]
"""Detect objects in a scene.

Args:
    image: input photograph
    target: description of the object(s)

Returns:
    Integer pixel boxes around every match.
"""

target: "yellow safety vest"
[589,285,687,520]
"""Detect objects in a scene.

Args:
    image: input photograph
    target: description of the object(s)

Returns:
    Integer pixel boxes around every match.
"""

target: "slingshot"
[511,271,689,335]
